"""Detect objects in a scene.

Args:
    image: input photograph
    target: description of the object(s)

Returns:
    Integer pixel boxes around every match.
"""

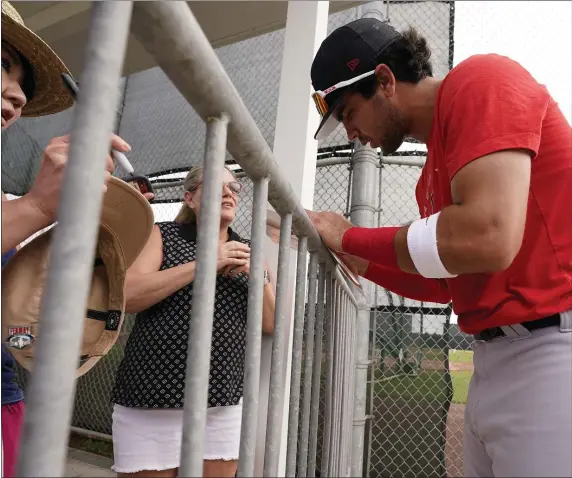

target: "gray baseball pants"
[464,310,572,477]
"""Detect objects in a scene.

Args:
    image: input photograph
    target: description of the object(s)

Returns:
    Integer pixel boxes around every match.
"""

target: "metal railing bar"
[264,213,293,476]
[283,244,309,475]
[339,294,349,477]
[297,253,319,477]
[16,3,133,476]
[285,239,311,477]
[332,284,343,476]
[237,177,269,477]
[307,263,326,476]
[321,273,335,477]
[179,115,229,477]
[350,303,359,477]
[343,295,354,477]
[129,2,355,298]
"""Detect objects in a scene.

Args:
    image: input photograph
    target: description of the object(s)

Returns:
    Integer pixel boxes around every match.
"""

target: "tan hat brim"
[2,10,74,117]
[102,177,155,269]
[1,223,127,379]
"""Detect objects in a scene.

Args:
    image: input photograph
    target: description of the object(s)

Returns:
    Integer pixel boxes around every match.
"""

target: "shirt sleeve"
[364,262,451,304]
[440,54,551,180]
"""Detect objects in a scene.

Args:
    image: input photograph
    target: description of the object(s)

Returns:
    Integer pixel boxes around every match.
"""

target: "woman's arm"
[227,259,276,335]
[124,225,197,313]
[262,269,276,335]
[1,194,52,254]
[126,226,251,314]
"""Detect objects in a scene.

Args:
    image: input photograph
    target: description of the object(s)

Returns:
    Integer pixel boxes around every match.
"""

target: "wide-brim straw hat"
[1,177,154,377]
[1,1,74,116]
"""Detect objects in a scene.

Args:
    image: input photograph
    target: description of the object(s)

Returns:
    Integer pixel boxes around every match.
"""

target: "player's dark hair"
[355,27,433,99]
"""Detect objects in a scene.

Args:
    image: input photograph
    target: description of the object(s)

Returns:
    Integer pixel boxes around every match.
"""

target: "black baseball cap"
[311,18,401,140]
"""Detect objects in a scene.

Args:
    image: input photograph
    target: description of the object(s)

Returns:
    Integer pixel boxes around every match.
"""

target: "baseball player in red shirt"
[308,18,572,477]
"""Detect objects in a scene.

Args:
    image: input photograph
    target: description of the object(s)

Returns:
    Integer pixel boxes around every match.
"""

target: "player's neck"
[404,77,442,144]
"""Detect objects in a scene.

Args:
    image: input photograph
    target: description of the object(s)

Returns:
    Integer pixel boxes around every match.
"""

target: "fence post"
[349,5,387,476]
[15,3,133,476]
[238,178,270,477]
[264,213,293,476]
[268,2,329,474]
[179,115,229,477]
[349,140,379,478]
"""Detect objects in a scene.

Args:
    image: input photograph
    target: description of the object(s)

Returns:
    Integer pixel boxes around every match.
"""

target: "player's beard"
[373,96,408,155]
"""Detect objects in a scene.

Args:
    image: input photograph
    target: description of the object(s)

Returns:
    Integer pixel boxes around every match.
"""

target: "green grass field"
[449,349,473,404]
[374,370,471,405]
[373,349,473,405]
[449,349,473,364]
[451,371,471,404]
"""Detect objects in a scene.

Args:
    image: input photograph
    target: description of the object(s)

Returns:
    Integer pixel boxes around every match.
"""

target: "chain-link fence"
[5,1,479,476]
[367,162,474,478]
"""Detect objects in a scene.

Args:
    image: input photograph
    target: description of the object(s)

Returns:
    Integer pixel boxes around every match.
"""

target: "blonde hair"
[174,165,237,224]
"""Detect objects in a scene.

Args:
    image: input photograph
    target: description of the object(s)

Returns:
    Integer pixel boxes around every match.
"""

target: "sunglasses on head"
[190,181,243,195]
[311,69,376,118]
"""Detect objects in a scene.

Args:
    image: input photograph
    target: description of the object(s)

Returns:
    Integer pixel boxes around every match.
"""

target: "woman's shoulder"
[155,221,179,232]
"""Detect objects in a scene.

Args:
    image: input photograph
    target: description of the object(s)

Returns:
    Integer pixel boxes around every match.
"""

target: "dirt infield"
[445,403,466,476]
[450,361,474,372]
[419,358,474,372]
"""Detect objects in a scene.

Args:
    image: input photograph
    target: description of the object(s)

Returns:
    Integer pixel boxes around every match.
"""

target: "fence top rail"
[130,2,357,300]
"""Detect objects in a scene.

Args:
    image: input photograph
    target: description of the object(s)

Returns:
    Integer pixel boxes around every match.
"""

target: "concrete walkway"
[66,448,115,477]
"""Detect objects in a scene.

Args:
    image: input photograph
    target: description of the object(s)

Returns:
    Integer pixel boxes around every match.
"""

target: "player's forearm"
[343,205,517,277]
[1,196,52,254]
[364,262,451,304]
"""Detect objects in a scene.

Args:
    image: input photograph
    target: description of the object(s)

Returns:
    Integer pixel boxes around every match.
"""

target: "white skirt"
[111,401,243,473]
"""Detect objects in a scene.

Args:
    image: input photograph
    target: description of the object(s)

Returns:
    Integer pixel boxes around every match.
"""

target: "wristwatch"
[263,269,270,285]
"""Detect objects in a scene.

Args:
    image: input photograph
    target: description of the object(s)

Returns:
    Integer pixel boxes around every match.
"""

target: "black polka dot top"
[111,221,249,409]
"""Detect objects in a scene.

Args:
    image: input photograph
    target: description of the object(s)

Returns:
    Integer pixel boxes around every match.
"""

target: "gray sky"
[455,1,571,124]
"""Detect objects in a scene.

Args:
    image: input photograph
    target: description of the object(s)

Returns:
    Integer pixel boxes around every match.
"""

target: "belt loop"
[502,324,532,342]
[560,310,572,333]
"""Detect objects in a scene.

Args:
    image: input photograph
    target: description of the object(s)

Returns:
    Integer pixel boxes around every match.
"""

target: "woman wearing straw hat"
[111,165,276,478]
[1,2,131,476]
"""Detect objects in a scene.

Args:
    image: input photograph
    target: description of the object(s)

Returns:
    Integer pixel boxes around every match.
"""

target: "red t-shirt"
[417,54,572,333]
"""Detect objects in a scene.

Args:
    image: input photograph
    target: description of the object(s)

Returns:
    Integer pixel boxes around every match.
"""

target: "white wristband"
[407,212,457,279]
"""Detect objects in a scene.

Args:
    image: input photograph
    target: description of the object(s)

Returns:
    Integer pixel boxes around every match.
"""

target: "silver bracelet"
[263,269,270,284]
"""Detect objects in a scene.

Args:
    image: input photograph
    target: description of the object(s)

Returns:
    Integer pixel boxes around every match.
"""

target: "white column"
[255,2,330,476]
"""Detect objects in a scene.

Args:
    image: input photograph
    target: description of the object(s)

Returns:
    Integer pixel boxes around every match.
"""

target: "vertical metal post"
[296,254,319,477]
[308,263,326,476]
[321,272,335,477]
[349,5,386,474]
[347,7,386,476]
[16,3,133,476]
[285,240,312,477]
[339,295,349,477]
[345,297,356,477]
[332,285,343,477]
[348,301,357,476]
[238,178,269,477]
[264,213,293,476]
[179,115,229,477]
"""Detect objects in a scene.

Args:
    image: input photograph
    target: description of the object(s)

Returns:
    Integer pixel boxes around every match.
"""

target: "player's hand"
[306,209,354,252]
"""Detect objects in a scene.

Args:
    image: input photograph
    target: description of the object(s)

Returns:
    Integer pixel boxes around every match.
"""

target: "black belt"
[474,313,561,342]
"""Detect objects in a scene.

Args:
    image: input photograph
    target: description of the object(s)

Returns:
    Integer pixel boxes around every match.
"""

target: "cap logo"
[347,59,360,72]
